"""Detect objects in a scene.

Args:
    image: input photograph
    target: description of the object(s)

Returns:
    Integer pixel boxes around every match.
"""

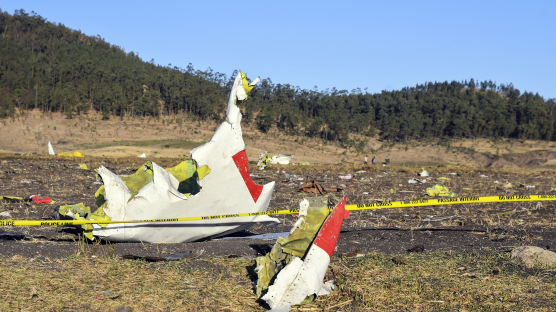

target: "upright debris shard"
[47,141,55,155]
[57,71,278,243]
[256,197,349,311]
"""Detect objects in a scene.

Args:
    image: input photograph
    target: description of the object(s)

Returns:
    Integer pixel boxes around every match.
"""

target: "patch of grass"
[319,250,556,311]
[0,256,260,311]
[0,250,554,311]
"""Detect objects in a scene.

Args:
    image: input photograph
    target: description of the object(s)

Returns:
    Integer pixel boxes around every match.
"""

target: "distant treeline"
[1,9,555,143]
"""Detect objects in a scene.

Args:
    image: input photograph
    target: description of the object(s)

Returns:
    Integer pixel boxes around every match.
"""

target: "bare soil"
[1,110,556,168]
[0,155,554,261]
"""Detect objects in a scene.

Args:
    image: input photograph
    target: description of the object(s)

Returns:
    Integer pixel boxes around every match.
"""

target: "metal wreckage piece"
[257,152,294,170]
[57,71,278,243]
[256,196,350,311]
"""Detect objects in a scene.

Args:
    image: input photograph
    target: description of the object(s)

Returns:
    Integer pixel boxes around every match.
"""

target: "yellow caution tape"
[346,194,555,211]
[0,194,554,227]
[0,196,24,202]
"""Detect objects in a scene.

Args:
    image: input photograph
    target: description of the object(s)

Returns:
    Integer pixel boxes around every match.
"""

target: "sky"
[1,0,555,99]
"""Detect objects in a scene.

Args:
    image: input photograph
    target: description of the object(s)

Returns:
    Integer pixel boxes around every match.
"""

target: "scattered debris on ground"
[257,152,294,170]
[298,181,342,195]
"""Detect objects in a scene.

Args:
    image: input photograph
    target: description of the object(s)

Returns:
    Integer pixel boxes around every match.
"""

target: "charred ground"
[0,155,554,260]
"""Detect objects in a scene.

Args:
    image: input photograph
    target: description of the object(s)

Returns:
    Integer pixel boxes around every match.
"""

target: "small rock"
[114,306,133,312]
[0,211,12,218]
[391,257,407,265]
[511,246,556,268]
[407,244,424,253]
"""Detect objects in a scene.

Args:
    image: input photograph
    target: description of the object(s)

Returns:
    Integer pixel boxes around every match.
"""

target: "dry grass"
[323,251,556,311]
[1,110,555,168]
[0,250,554,311]
[0,255,260,311]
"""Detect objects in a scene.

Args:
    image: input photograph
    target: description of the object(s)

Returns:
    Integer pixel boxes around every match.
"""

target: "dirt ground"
[0,155,554,261]
[2,110,556,168]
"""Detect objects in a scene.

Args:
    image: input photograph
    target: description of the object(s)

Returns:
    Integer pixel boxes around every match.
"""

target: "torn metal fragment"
[298,181,341,194]
[57,71,277,243]
[338,174,352,180]
[256,197,349,311]
[418,169,429,177]
[30,195,54,204]
[257,152,293,170]
[270,154,293,165]
[48,141,55,155]
[298,181,325,195]
[426,184,456,197]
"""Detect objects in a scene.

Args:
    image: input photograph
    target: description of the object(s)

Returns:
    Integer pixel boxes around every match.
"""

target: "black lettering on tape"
[459,197,479,202]
[375,202,393,207]
[438,198,457,203]
[499,195,531,200]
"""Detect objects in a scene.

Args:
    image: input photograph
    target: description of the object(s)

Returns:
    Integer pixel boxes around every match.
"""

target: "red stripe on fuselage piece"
[232,150,263,203]
[313,197,349,258]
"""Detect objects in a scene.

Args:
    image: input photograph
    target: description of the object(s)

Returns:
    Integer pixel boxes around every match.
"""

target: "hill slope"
[1,9,555,143]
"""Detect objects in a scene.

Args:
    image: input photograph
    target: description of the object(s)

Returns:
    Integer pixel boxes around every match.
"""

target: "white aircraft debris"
[257,152,294,170]
[256,197,350,311]
[58,71,278,242]
[418,169,429,177]
[48,141,55,155]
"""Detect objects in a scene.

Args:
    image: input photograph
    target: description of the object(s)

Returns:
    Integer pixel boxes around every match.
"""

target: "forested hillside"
[1,9,555,143]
